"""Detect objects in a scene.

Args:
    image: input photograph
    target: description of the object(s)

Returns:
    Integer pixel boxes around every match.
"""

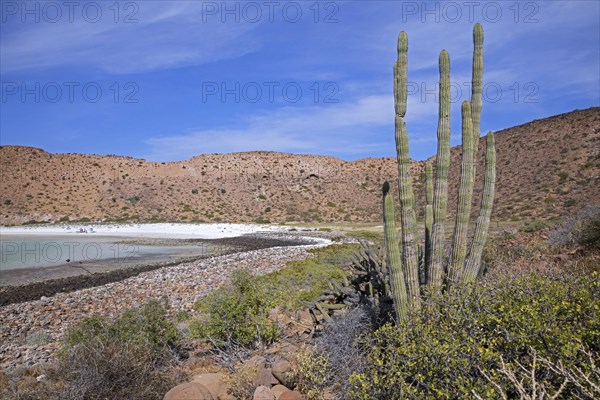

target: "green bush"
[63,300,179,357]
[348,272,600,399]
[190,245,353,349]
[190,269,280,348]
[55,299,181,400]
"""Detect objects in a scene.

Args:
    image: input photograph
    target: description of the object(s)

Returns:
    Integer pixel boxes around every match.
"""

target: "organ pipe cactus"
[383,23,496,315]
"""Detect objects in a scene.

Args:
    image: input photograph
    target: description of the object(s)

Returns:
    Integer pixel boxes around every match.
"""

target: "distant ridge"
[1,107,598,225]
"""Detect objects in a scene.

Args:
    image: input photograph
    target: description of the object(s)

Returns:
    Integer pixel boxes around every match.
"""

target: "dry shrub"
[549,204,600,249]
[294,306,371,400]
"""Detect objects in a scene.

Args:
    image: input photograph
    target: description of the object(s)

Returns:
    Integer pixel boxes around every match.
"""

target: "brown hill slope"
[1,107,598,225]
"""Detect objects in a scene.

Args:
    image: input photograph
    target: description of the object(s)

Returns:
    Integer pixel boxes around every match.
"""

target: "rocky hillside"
[1,107,598,225]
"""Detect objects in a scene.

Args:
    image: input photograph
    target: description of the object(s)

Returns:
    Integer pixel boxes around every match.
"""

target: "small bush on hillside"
[519,220,548,233]
[549,204,600,249]
[24,330,52,346]
[348,272,599,399]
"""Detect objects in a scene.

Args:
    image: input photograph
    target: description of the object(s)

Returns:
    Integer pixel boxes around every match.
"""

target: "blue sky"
[1,0,598,161]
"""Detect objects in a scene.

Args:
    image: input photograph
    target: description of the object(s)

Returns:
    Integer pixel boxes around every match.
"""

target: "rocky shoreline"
[0,231,336,371]
[0,234,315,306]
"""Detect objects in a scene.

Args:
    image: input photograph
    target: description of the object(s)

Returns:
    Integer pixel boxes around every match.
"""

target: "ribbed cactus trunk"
[394,32,421,307]
[424,164,434,283]
[471,23,483,146]
[447,101,475,286]
[428,50,451,289]
[463,132,496,281]
[382,182,408,320]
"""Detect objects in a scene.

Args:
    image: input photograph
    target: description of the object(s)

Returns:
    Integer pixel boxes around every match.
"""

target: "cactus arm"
[428,50,451,289]
[464,132,496,281]
[394,32,421,306]
[382,182,408,321]
[448,101,476,287]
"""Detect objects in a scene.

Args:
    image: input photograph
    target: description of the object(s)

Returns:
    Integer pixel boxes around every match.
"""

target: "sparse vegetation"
[549,204,600,249]
[7,300,183,400]
[189,245,353,349]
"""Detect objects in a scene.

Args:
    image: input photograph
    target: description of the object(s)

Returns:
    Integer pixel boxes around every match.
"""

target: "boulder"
[258,367,279,386]
[271,359,293,387]
[163,382,215,400]
[271,384,291,399]
[240,355,267,386]
[278,391,304,400]
[192,373,228,399]
[253,385,275,400]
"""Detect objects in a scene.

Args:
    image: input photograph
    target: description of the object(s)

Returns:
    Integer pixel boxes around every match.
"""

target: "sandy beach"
[0,222,289,239]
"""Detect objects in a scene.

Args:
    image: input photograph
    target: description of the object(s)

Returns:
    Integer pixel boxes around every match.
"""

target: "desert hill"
[1,107,598,226]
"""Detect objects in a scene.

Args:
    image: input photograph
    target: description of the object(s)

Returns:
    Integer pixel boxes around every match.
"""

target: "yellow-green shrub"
[190,245,353,349]
[349,272,599,399]
[190,269,280,348]
[56,299,181,400]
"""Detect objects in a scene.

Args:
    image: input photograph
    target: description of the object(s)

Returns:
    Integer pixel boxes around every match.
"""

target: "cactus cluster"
[383,23,497,319]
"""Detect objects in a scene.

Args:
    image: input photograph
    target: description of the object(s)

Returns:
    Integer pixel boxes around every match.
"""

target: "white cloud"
[143,94,399,161]
[0,2,261,74]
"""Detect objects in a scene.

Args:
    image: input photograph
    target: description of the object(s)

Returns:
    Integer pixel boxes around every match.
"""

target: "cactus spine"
[428,50,451,289]
[383,23,496,316]
[382,182,408,320]
[393,32,421,306]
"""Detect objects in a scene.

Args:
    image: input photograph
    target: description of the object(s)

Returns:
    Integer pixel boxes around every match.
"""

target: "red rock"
[163,382,215,400]
[253,385,275,400]
[278,391,304,400]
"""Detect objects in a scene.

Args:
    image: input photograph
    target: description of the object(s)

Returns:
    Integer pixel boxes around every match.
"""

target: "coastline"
[0,233,323,305]
[0,230,340,371]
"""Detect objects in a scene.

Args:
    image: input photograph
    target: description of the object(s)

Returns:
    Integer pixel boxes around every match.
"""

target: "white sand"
[0,223,288,239]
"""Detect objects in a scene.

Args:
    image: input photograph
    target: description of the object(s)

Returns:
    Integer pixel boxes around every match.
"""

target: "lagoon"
[0,234,210,271]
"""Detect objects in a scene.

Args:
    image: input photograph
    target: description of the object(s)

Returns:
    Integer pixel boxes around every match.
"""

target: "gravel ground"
[0,231,343,371]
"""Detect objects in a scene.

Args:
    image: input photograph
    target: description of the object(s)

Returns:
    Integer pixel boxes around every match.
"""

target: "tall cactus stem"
[464,132,496,281]
[428,50,451,288]
[424,164,434,283]
[471,23,483,144]
[448,101,476,286]
[394,32,420,306]
[382,182,408,321]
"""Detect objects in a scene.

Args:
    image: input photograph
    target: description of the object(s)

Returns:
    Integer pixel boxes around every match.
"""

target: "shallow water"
[0,234,210,271]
